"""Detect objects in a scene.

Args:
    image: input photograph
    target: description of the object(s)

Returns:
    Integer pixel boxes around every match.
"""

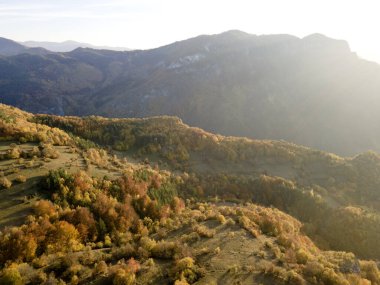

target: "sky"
[0,0,380,62]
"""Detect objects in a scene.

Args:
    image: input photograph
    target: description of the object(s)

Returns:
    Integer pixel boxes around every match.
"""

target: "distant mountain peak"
[22,40,131,53]
[302,33,350,51]
[303,33,330,40]
[219,30,251,36]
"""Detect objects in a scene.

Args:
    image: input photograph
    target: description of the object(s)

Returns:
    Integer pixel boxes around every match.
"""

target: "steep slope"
[0,52,104,114]
[0,37,27,56]
[2,31,380,155]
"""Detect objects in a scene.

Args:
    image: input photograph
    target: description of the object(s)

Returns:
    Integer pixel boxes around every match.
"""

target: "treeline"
[34,114,313,165]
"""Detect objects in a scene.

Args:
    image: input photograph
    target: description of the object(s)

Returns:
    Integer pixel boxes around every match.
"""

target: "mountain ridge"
[0,37,51,56]
[1,31,380,156]
[22,39,131,52]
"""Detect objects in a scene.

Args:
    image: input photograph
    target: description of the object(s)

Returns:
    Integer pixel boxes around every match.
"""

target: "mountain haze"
[0,37,50,56]
[1,31,380,155]
[22,40,131,52]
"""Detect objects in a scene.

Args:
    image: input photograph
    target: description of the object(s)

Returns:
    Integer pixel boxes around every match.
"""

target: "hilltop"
[0,104,380,284]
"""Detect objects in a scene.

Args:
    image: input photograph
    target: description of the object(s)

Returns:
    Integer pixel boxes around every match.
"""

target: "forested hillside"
[1,104,380,284]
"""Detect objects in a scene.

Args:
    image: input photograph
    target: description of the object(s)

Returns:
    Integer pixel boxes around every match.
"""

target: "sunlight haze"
[3,0,380,282]
[0,0,380,62]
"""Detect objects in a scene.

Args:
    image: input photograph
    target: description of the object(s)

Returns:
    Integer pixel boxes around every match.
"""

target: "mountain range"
[0,37,48,56]
[1,30,380,156]
[22,40,131,52]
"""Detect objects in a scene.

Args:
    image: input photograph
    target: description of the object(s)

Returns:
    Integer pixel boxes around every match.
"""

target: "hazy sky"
[1,0,380,62]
